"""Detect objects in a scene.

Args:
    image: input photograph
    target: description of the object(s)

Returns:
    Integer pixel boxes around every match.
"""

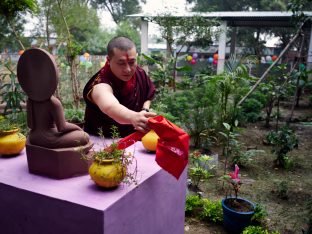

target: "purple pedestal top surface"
[0,135,187,234]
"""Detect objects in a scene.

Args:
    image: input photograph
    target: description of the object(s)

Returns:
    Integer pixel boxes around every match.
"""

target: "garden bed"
[185,103,312,234]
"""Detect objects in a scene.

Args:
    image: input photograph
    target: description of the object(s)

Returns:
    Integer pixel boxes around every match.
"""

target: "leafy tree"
[148,14,216,90]
[185,0,310,60]
[81,20,141,55]
[288,0,312,25]
[50,0,100,49]
[259,64,290,128]
[90,0,145,25]
[84,28,114,55]
[32,0,56,52]
[212,55,251,126]
[0,0,38,50]
[33,0,109,55]
[54,0,99,108]
[114,21,140,50]
[0,16,28,52]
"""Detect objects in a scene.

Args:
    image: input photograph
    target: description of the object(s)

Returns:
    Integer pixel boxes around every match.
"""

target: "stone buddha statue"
[17,48,93,178]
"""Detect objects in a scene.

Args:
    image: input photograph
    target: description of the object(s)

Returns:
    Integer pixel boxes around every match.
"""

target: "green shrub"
[200,198,223,223]
[243,226,280,234]
[265,126,298,169]
[155,83,220,148]
[250,91,267,107]
[185,195,223,223]
[232,149,265,167]
[188,151,214,189]
[64,108,85,123]
[185,195,204,216]
[0,61,26,117]
[252,203,268,223]
[241,98,263,123]
[276,180,289,200]
[189,167,213,188]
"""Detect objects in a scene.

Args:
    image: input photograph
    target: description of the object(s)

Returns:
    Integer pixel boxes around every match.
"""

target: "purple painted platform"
[0,136,187,234]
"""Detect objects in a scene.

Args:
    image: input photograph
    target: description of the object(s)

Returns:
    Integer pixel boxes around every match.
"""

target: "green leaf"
[218,132,228,139]
[223,122,231,130]
[141,53,162,66]
[176,65,192,72]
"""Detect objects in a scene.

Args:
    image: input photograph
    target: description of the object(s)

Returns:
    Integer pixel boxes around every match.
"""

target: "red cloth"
[117,116,189,180]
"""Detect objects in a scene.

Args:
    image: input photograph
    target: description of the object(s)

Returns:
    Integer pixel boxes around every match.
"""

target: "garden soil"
[185,100,312,234]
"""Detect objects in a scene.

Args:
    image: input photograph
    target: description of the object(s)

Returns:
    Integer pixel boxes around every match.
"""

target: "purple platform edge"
[0,136,187,234]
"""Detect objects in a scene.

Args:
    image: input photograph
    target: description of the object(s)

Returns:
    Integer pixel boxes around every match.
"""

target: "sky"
[142,0,190,13]
[25,0,190,35]
[99,0,277,46]
[25,0,278,47]
[99,0,190,34]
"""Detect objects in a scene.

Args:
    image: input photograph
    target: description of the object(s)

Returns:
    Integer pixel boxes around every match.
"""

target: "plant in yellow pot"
[83,126,137,189]
[0,117,26,156]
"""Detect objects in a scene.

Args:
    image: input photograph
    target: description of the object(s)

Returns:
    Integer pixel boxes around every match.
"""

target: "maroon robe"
[83,63,156,137]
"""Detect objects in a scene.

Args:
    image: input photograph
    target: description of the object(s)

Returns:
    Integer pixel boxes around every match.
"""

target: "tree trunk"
[69,58,80,108]
[275,97,280,131]
[172,59,177,91]
[296,88,302,107]
[57,0,80,108]
[265,99,274,128]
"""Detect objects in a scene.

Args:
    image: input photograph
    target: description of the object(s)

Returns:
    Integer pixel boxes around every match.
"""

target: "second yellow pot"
[0,128,26,155]
[89,159,126,188]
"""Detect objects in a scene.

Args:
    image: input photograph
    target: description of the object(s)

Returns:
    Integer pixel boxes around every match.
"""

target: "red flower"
[229,164,240,183]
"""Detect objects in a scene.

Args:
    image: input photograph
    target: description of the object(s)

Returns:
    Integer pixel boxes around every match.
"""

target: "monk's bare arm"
[92,83,156,132]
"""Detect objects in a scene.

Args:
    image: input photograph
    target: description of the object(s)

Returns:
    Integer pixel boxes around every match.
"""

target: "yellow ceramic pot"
[0,128,26,155]
[89,159,126,188]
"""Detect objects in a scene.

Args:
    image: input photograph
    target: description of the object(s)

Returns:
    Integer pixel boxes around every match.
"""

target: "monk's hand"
[132,111,157,133]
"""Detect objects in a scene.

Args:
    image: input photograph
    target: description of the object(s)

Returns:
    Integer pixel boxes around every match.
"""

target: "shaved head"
[107,36,136,58]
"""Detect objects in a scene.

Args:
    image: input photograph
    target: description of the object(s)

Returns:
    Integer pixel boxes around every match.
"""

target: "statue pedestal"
[26,140,93,179]
[0,136,187,234]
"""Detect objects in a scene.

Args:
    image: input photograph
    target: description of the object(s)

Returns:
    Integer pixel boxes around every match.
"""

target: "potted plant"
[64,108,85,128]
[221,164,255,234]
[0,116,26,156]
[83,126,137,188]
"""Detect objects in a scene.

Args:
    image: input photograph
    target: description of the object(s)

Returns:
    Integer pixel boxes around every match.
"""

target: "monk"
[83,37,157,137]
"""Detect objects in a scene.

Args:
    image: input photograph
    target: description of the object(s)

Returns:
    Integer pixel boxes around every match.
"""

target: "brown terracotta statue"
[17,48,93,179]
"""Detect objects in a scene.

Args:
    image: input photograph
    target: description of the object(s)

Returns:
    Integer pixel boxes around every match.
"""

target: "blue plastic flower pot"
[222,197,255,234]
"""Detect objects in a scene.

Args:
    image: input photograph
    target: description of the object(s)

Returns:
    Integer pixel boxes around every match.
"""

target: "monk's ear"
[106,56,110,65]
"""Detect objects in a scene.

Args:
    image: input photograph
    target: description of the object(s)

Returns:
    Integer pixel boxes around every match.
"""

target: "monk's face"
[108,47,137,82]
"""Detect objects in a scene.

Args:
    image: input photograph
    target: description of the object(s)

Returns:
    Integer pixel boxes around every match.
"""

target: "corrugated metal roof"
[128,11,312,27]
